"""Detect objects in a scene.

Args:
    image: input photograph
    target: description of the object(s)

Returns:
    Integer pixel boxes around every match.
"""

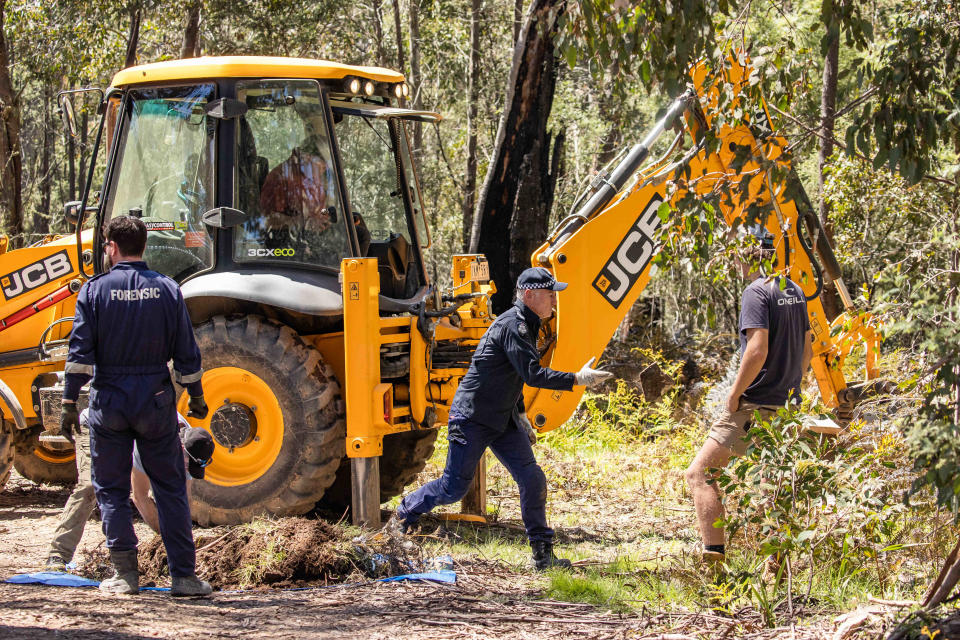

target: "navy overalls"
[397,300,575,542]
[64,261,204,578]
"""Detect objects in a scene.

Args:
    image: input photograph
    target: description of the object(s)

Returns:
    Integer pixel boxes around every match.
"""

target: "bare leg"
[131,469,160,533]
[132,470,192,534]
[684,438,734,547]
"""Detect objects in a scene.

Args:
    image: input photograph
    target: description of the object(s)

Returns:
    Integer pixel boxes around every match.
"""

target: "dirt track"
[0,471,656,640]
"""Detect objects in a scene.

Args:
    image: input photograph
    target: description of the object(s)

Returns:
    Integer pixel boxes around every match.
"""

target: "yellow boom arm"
[524,60,879,432]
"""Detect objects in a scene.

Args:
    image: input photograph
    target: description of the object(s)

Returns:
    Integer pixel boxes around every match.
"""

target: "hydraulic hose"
[548,90,697,247]
[796,213,824,301]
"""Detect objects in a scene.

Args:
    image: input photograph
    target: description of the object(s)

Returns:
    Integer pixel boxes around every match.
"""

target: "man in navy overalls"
[391,267,613,569]
[60,215,211,596]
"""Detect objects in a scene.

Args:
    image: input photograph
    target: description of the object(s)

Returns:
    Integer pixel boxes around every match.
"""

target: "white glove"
[575,357,613,388]
[516,411,537,445]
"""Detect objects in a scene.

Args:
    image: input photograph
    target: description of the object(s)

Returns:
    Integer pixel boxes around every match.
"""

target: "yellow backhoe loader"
[0,55,878,528]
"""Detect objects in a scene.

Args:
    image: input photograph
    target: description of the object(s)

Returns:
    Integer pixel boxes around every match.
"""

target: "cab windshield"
[234,79,350,269]
[102,84,215,281]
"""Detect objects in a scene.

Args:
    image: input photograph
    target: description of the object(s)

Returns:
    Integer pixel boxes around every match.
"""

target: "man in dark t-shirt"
[684,226,812,564]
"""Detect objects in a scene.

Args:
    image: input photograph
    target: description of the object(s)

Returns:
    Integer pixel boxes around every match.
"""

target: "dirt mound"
[75,546,112,581]
[138,517,355,590]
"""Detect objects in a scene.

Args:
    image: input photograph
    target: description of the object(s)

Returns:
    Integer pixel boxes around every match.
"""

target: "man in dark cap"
[390,267,613,570]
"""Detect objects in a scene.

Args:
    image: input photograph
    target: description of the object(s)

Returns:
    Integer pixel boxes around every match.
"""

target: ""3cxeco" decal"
[1,250,73,301]
[247,247,295,258]
[592,195,662,308]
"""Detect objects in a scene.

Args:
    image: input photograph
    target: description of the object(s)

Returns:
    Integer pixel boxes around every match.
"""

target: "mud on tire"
[190,315,345,526]
[0,420,15,489]
[12,426,77,486]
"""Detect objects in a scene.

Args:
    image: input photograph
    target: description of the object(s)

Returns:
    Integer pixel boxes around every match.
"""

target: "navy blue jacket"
[449,299,575,430]
[64,261,203,404]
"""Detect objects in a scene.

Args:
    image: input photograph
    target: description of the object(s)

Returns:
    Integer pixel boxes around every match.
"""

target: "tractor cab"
[35,57,492,528]
[97,58,436,313]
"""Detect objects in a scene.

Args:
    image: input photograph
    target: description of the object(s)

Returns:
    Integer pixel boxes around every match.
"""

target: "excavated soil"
[131,517,356,590]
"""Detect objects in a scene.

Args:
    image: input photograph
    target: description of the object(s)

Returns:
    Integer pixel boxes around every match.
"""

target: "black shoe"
[531,540,572,571]
[44,554,68,572]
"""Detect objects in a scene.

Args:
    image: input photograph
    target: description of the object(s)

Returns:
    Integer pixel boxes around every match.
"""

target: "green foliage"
[556,1,730,98]
[843,0,960,183]
[714,404,918,620]
[882,228,960,515]
[824,154,951,298]
[544,568,632,612]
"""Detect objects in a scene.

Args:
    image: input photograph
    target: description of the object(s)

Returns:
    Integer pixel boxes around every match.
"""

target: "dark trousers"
[88,383,195,577]
[398,418,553,543]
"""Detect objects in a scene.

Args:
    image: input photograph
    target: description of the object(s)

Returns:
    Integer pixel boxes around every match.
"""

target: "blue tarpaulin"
[380,570,456,584]
[5,568,456,591]
[5,571,99,588]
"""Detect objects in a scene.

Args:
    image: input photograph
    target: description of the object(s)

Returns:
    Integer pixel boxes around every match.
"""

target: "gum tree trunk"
[461,0,482,251]
[470,0,564,312]
[180,1,202,58]
[0,0,22,244]
[818,22,842,320]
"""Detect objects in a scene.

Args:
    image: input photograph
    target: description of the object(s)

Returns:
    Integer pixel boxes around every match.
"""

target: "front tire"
[12,426,77,486]
[0,420,15,489]
[184,315,345,526]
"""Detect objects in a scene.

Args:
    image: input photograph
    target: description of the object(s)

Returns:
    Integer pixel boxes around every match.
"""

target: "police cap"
[516,267,567,292]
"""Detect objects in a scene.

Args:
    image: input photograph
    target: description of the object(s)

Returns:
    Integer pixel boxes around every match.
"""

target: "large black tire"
[379,428,439,500]
[321,428,439,509]
[0,421,15,489]
[189,315,345,526]
[12,426,78,486]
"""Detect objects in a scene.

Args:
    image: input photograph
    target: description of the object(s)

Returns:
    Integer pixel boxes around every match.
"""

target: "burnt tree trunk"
[180,0,202,58]
[461,0,482,251]
[514,0,524,45]
[37,85,52,235]
[818,22,841,321]
[77,111,89,207]
[407,0,423,158]
[67,121,76,202]
[0,0,22,244]
[391,0,405,71]
[372,0,386,67]
[470,0,564,312]
[124,7,142,69]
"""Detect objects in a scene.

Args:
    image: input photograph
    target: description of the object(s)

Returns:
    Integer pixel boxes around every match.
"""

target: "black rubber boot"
[99,549,139,595]
[531,540,572,571]
[171,575,213,597]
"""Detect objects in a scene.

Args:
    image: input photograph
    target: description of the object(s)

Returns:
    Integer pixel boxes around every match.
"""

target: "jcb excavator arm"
[524,60,880,432]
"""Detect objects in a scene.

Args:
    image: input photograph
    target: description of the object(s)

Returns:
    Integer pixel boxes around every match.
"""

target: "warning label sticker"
[184,231,206,248]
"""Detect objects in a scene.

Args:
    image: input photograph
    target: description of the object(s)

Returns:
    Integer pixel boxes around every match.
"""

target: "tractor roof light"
[394,83,403,98]
[402,83,410,97]
[348,78,361,94]
[363,81,375,96]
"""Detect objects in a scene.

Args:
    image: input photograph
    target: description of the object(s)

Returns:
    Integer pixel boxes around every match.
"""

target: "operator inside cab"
[258,108,339,260]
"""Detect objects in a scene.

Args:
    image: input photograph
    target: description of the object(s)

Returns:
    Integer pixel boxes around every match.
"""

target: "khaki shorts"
[708,401,778,456]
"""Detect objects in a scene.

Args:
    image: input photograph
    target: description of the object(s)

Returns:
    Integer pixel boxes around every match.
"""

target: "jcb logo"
[592,196,662,309]
[1,250,73,301]
[247,247,295,258]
